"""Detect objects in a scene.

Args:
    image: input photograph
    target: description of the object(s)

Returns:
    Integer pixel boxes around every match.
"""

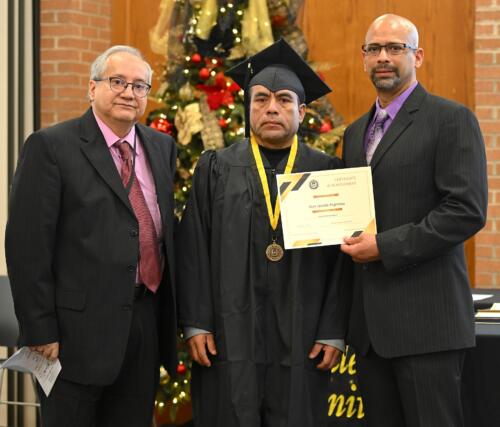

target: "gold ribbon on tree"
[196,0,218,39]
[199,95,225,150]
[174,102,204,146]
[149,0,176,54]
[241,0,274,55]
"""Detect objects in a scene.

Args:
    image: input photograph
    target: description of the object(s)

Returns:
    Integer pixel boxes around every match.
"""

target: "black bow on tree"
[194,0,249,57]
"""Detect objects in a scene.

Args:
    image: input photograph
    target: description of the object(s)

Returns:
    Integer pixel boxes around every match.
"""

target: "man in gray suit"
[340,14,488,427]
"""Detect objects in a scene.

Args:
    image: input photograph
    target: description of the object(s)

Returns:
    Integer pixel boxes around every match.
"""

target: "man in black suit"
[5,45,177,427]
[340,14,488,427]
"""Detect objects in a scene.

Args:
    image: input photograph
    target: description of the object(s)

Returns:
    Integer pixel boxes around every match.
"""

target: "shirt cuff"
[184,326,212,340]
[316,339,346,353]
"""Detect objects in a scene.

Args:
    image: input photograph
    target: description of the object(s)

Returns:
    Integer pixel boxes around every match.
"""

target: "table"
[462,288,500,427]
[327,288,500,426]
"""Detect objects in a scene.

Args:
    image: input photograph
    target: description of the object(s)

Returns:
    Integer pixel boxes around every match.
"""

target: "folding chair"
[0,276,41,426]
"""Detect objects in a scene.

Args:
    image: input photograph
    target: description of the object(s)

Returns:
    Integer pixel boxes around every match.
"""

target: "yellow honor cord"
[250,135,298,230]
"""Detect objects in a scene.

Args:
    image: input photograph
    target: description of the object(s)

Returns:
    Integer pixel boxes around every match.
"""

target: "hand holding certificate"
[277,167,377,249]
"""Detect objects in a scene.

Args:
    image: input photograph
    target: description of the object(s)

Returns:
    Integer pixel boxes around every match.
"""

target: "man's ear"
[414,47,424,69]
[298,103,306,123]
[88,80,96,103]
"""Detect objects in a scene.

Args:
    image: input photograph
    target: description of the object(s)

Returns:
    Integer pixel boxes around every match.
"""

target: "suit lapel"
[137,125,171,228]
[79,109,135,216]
[369,84,427,171]
[369,109,413,170]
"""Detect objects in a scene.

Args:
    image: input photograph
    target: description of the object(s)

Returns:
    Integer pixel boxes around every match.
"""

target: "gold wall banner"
[328,347,365,424]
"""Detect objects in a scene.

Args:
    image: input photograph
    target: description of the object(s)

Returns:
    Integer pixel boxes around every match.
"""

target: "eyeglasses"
[361,43,417,56]
[94,76,151,98]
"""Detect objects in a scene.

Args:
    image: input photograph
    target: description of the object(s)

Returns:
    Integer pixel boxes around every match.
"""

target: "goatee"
[371,65,401,91]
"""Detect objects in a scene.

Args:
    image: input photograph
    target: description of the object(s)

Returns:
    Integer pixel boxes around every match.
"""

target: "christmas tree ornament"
[176,363,187,375]
[150,117,174,134]
[199,67,210,80]
[215,71,227,88]
[179,82,195,101]
[219,118,228,129]
[191,52,202,64]
[270,13,287,28]
[320,121,332,133]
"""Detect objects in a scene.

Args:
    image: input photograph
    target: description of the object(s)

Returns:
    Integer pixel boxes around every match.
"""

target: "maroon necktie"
[117,140,161,292]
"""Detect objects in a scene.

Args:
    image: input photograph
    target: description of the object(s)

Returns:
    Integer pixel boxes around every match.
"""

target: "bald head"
[366,14,419,48]
[362,14,424,105]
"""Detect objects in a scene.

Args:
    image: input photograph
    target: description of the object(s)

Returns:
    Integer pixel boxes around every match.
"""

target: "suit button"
[128,265,136,272]
[122,304,132,311]
[130,229,138,237]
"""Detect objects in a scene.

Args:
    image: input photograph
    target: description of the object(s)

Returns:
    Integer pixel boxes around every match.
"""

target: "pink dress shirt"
[93,110,164,283]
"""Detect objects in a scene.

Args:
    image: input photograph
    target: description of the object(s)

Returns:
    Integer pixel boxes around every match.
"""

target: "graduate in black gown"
[177,39,346,427]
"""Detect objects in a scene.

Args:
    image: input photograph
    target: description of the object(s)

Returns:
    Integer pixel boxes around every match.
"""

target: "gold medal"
[266,241,284,262]
[250,134,298,262]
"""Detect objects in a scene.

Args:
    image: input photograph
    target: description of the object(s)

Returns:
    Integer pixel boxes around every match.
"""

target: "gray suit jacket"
[341,84,488,358]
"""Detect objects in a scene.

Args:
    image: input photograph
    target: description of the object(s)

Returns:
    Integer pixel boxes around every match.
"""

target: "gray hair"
[90,45,152,84]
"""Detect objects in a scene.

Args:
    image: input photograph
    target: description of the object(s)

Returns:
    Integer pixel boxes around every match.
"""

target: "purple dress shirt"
[364,81,419,153]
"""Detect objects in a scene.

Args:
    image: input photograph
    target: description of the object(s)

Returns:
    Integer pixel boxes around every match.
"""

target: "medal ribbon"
[250,134,298,230]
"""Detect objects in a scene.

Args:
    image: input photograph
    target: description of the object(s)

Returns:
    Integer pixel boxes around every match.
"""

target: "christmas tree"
[148,0,345,422]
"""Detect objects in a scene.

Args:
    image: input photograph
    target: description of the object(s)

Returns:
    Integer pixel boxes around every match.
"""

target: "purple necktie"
[366,109,389,164]
[117,141,161,293]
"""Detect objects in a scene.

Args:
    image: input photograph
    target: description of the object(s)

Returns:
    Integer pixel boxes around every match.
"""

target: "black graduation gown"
[177,139,345,427]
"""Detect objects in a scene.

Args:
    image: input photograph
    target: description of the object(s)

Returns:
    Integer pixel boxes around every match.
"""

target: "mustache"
[371,64,399,76]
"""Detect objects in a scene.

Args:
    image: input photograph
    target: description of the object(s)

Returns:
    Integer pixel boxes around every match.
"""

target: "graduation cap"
[226,38,332,136]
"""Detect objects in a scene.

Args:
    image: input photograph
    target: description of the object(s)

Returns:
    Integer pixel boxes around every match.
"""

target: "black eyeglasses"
[361,43,417,56]
[94,76,151,98]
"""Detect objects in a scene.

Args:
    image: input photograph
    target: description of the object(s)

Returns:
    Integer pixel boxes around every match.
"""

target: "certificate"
[0,346,61,396]
[277,167,376,249]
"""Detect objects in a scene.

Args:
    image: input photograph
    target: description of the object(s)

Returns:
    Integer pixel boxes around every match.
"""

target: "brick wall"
[40,0,112,128]
[476,0,500,287]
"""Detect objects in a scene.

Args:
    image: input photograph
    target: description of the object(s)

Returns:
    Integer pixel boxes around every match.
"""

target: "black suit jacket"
[342,84,488,358]
[5,109,178,384]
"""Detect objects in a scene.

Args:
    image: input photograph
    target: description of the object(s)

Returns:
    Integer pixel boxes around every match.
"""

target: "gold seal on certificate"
[277,167,377,249]
[266,241,284,262]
